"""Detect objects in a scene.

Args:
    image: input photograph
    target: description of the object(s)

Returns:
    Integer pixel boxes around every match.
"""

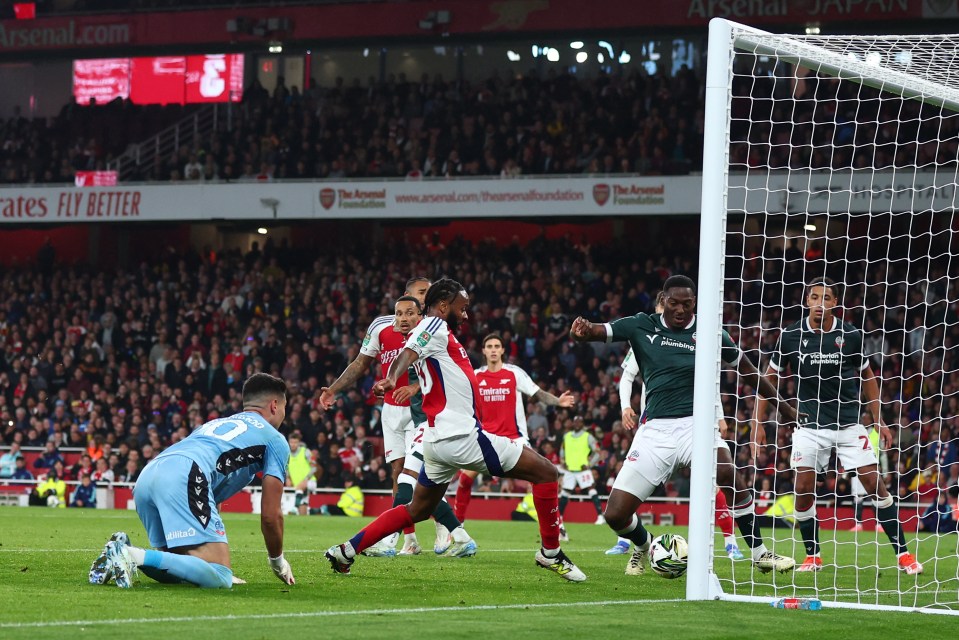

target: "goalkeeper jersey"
[769,316,869,430]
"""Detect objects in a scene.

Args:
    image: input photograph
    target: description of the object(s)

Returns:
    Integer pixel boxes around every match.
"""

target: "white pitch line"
[0,599,687,629]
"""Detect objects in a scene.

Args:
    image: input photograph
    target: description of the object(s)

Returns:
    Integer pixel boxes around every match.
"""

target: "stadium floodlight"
[507,50,521,62]
[693,17,959,616]
[618,51,631,64]
[576,52,587,64]
[546,48,559,62]
[570,41,584,49]
[257,227,268,235]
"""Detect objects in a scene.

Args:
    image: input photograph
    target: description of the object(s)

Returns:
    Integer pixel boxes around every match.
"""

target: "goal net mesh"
[716,29,959,612]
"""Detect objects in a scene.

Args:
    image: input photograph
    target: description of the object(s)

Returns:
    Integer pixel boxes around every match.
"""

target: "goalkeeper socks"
[142,549,233,589]
[876,496,908,555]
[454,472,473,522]
[794,505,820,556]
[559,493,569,515]
[349,505,414,554]
[432,495,463,533]
[615,514,650,550]
[532,481,561,550]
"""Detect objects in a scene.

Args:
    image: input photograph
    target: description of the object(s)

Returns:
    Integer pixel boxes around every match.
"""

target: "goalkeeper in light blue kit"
[88,373,295,589]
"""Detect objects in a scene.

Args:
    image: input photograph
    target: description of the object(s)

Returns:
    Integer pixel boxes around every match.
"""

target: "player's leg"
[714,489,743,560]
[489,434,585,581]
[789,426,831,572]
[454,468,479,522]
[602,422,673,575]
[840,426,922,574]
[403,430,476,556]
[716,442,793,572]
[92,458,234,589]
[326,440,456,573]
[850,475,868,531]
[369,404,412,556]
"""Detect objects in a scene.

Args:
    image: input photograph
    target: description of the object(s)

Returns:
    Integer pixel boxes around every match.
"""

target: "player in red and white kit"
[453,333,575,522]
[326,279,586,582]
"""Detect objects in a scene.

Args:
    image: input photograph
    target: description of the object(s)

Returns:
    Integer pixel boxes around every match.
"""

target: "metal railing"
[107,104,224,183]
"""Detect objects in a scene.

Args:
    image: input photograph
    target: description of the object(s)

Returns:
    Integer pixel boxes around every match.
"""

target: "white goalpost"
[691,18,959,614]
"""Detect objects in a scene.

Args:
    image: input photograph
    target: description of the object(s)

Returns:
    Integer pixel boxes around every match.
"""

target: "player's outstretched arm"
[568,317,608,342]
[619,366,639,430]
[319,353,375,409]
[736,356,799,423]
[533,389,575,408]
[261,475,295,585]
[372,348,419,397]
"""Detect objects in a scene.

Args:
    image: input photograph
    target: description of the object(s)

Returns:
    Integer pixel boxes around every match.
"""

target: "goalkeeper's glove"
[268,553,295,585]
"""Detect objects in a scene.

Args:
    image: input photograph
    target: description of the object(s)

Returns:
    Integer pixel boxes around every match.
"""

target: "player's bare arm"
[319,353,375,409]
[569,317,607,342]
[372,348,420,396]
[861,365,893,448]
[260,474,295,585]
[533,389,575,408]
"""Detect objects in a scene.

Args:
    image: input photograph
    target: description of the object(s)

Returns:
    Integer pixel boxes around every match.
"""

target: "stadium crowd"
[0,231,956,511]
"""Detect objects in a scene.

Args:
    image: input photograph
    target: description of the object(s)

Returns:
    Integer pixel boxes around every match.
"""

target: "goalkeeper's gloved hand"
[269,554,295,585]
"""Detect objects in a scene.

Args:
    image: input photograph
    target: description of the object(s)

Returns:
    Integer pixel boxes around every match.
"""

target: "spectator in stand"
[11,457,33,481]
[34,441,65,471]
[70,473,97,508]
[0,442,23,478]
[91,457,115,485]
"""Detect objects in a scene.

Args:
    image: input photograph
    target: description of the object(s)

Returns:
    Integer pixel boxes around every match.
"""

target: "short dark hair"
[482,333,504,347]
[396,295,423,314]
[806,277,840,299]
[662,275,696,295]
[242,373,288,407]
[423,278,465,311]
[405,276,431,292]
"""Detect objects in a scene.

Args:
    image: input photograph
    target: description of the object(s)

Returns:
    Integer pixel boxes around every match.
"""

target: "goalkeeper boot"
[325,544,354,575]
[625,546,648,576]
[88,531,130,585]
[897,552,923,575]
[535,548,587,582]
[796,555,823,572]
[105,540,139,589]
[755,551,796,574]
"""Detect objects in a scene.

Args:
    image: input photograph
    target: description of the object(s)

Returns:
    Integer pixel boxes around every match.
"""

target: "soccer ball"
[649,533,689,579]
[46,494,60,508]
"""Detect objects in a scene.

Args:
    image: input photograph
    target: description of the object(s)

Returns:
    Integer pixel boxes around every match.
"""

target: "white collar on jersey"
[659,313,696,330]
[804,315,838,333]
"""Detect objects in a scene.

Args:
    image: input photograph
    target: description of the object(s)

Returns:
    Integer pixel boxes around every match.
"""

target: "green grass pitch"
[0,508,956,640]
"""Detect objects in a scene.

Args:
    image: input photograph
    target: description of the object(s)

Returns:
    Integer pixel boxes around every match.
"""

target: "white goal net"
[691,19,959,614]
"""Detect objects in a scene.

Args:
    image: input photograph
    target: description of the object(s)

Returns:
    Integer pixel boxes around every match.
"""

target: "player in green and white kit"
[751,277,922,574]
[571,275,798,575]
